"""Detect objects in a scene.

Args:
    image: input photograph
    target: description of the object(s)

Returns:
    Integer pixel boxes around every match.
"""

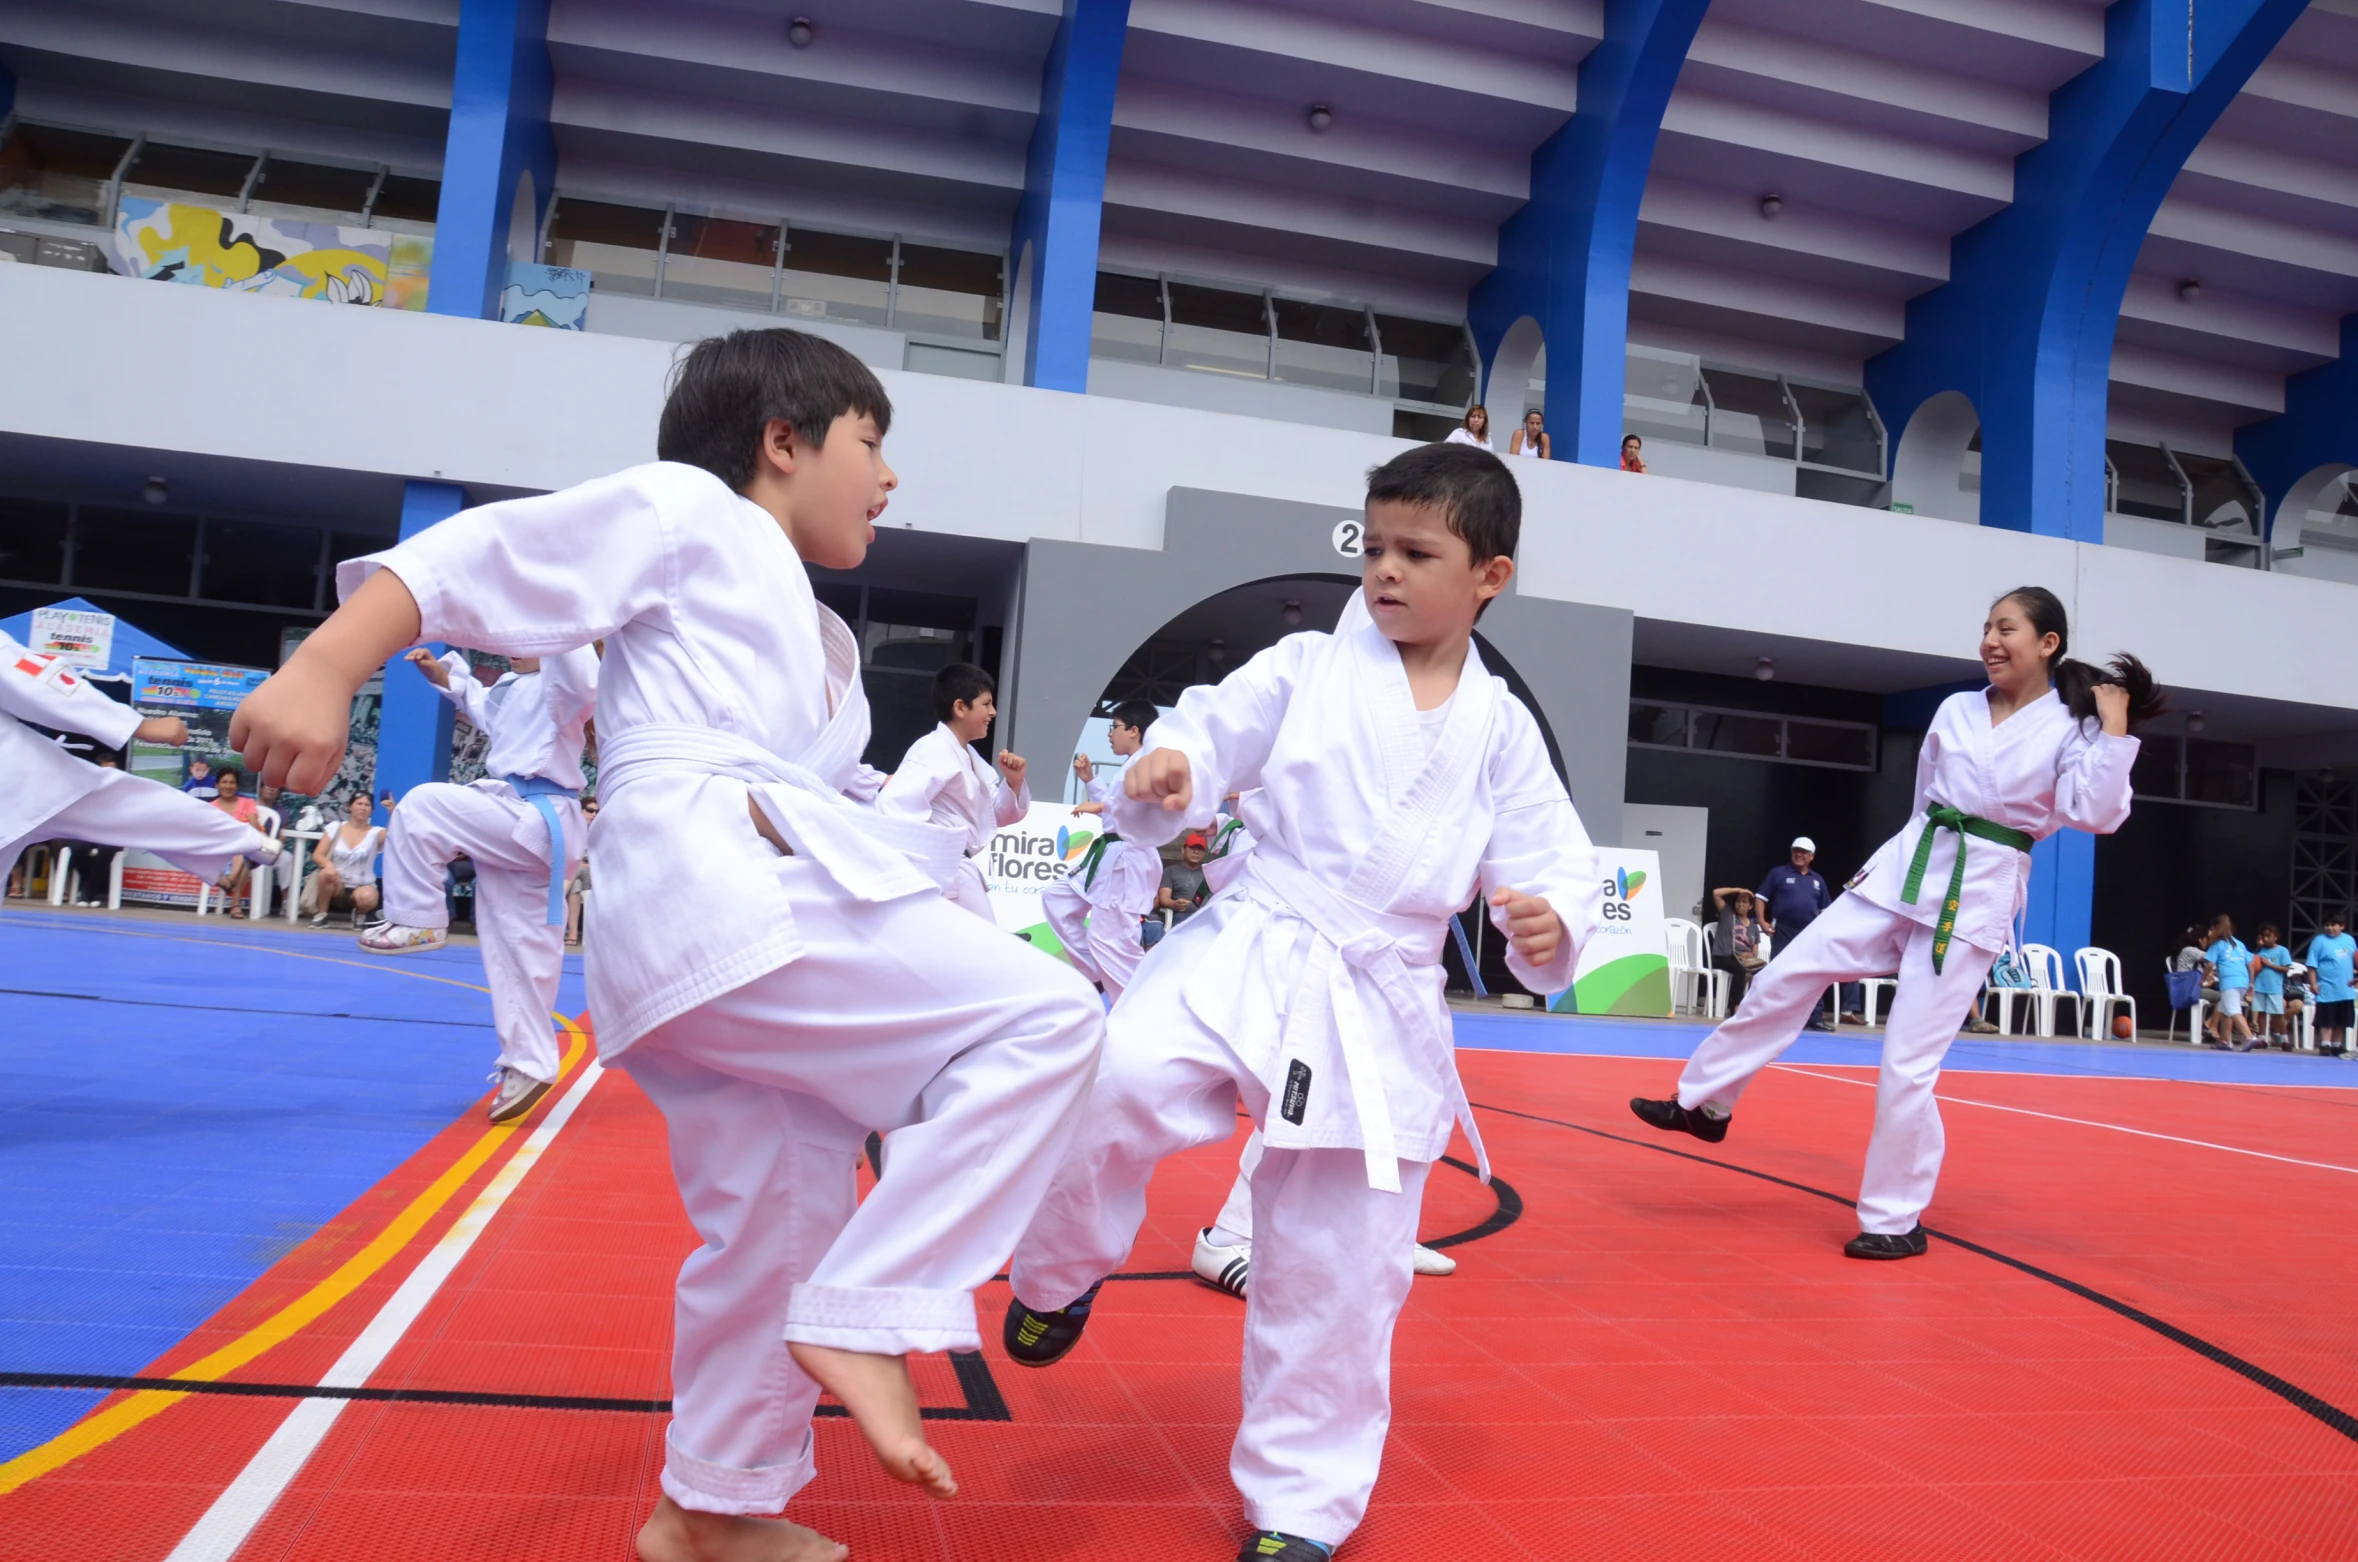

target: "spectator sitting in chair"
[209,767,263,918]
[1708,886,1768,1010]
[1142,832,1211,950]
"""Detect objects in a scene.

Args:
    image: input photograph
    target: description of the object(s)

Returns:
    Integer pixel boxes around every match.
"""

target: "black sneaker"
[1843,1225,1929,1260]
[1236,1533,1332,1562]
[1002,1281,1103,1368]
[1629,1096,1729,1144]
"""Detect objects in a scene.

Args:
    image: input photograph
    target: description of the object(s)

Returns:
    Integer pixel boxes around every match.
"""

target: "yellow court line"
[0,1015,592,1496]
[11,914,500,996]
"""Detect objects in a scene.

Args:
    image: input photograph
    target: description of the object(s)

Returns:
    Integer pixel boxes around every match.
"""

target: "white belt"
[598,723,965,902]
[1235,850,1485,1194]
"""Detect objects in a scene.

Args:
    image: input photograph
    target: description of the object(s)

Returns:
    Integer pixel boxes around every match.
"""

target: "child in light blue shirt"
[2204,915,2254,1052]
[2307,913,2356,1056]
[2249,925,2293,1050]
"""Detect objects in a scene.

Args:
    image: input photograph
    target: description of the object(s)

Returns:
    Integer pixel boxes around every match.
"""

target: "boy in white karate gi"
[231,328,1105,1562]
[1040,698,1163,995]
[1002,443,1602,1562]
[877,661,1029,921]
[3,632,279,898]
[358,643,600,1125]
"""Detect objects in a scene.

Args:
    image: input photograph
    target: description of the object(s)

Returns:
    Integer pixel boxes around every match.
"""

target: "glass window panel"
[663,214,780,311]
[2107,441,2183,522]
[546,198,666,296]
[905,342,1002,380]
[1796,469,1886,508]
[1091,272,1164,363]
[1167,283,1270,379]
[122,142,257,203]
[2184,740,2256,807]
[1623,347,1709,447]
[370,173,440,227]
[0,123,134,226]
[895,243,1001,341]
[201,520,321,608]
[2176,451,2254,533]
[74,508,197,597]
[1790,382,1881,474]
[245,158,376,220]
[1392,408,1460,441]
[1375,315,1476,407]
[1701,368,1796,459]
[2130,733,2182,798]
[1784,719,1874,768]
[1628,702,1687,748]
[0,498,70,583]
[1691,710,1781,757]
[1271,299,1373,394]
[778,229,892,327]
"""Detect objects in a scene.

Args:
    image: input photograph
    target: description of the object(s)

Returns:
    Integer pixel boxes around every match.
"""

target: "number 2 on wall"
[1332,520,1363,558]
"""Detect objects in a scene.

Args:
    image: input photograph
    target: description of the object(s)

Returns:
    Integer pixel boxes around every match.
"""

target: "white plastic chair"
[2161,958,2209,1046]
[1665,917,1727,1019]
[2021,943,2067,1037]
[2073,947,2136,1041]
[198,805,282,918]
[1859,975,1901,1028]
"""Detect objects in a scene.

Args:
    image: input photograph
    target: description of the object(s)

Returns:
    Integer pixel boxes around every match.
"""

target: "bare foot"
[787,1342,957,1497]
[635,1496,847,1562]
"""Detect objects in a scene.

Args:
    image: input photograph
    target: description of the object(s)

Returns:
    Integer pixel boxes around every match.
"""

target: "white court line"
[163,1063,605,1562]
[1771,1063,2358,1177]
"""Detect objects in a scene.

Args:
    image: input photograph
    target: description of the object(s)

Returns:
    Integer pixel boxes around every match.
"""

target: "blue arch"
[425,0,558,323]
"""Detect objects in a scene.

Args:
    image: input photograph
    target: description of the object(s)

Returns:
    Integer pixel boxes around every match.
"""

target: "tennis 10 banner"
[1548,848,1671,1018]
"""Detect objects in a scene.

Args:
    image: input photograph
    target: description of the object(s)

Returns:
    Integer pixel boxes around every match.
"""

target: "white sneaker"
[1412,1244,1457,1277]
[486,1066,553,1124]
[1191,1227,1250,1299]
[357,922,448,956]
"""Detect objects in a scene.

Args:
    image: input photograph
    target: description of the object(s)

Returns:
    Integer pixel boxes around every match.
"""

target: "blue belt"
[501,774,580,925]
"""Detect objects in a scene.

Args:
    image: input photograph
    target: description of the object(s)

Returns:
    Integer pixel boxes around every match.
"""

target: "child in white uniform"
[358,643,600,1125]
[232,329,1105,1562]
[1002,444,1602,1562]
[877,661,1029,921]
[1,632,277,893]
[1041,698,1162,996]
[1633,585,2156,1258]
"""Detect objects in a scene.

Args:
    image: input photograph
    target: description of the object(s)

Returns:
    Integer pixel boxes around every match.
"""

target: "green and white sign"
[982,801,1106,957]
[1549,847,1672,1018]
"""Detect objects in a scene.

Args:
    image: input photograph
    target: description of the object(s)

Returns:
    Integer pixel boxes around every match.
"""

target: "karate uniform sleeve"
[875,737,951,821]
[843,764,889,806]
[995,773,1031,827]
[1478,703,1602,996]
[0,638,143,749]
[337,467,675,655]
[1106,635,1306,847]
[434,653,497,731]
[2051,723,2139,835]
[542,644,601,728]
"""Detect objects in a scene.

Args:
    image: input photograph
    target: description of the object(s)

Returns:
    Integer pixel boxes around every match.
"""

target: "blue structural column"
[2238,313,2358,534]
[371,483,466,813]
[1868,0,2306,541]
[2024,832,2099,989]
[425,0,557,322]
[1468,0,1709,467]
[1013,0,1131,392]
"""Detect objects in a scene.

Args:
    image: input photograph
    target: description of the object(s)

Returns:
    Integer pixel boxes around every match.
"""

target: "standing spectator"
[182,755,215,796]
[210,766,261,917]
[1621,434,1648,473]
[1757,836,1855,1030]
[1508,410,1549,460]
[1708,886,1768,1009]
[305,791,386,928]
[2203,914,2254,1051]
[1444,405,1493,451]
[2250,925,2294,1049]
[2308,912,2355,1057]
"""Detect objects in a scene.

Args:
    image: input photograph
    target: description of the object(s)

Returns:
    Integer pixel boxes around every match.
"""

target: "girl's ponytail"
[1995,586,2169,727]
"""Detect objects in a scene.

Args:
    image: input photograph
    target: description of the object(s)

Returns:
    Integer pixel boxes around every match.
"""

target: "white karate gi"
[1676,687,2138,1234]
[0,633,271,887]
[1039,754,1160,995]
[379,647,599,1084]
[876,722,1029,920]
[343,462,1103,1517]
[1011,614,1601,1547]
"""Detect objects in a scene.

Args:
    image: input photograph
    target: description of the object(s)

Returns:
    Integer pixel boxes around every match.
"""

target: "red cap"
[1183,832,1207,848]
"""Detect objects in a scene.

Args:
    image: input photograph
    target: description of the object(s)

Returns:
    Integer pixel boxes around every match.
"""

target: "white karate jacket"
[1,631,144,852]
[434,646,599,792]
[1108,617,1602,1188]
[878,723,1029,855]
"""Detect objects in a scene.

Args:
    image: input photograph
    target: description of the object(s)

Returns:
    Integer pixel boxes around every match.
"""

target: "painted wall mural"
[114,198,433,311]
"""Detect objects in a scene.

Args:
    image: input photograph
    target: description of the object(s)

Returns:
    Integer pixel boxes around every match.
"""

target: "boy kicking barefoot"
[232,329,1105,1560]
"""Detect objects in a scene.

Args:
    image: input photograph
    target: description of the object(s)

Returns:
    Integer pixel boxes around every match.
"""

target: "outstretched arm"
[0,637,146,749]
[1109,636,1306,844]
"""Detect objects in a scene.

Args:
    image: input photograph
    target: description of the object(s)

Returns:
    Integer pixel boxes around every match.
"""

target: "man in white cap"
[1757,836,1849,1031]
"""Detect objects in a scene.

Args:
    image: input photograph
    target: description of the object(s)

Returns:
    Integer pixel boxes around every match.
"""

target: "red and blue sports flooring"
[6,905,2358,1559]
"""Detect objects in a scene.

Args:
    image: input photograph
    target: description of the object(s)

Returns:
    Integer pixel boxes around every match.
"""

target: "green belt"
[1900,803,2035,973]
[1076,830,1121,890]
[1208,818,1245,859]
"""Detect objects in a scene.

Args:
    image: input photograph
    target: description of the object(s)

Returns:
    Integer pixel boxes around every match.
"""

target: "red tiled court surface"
[8,1043,2358,1560]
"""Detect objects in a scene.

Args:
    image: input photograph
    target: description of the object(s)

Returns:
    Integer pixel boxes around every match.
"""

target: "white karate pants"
[946,856,995,921]
[613,855,1104,1516]
[1040,845,1154,997]
[380,783,582,1085]
[2,766,266,890]
[1675,891,1997,1235]
[1210,1131,1265,1245]
[1010,921,1428,1548]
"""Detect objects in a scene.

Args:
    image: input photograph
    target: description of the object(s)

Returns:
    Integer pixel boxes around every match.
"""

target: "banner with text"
[981,800,1115,958]
[1549,848,1671,1018]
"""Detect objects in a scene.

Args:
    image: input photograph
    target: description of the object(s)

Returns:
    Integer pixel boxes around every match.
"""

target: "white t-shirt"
[326,823,385,886]
[1417,691,1456,755]
[1443,427,1493,451]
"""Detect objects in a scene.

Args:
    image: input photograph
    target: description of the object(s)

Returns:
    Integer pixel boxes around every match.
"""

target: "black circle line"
[1467,1097,2358,1446]
[0,985,490,1030]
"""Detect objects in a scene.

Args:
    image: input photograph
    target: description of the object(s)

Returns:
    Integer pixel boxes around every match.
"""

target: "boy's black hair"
[1364,441,1520,565]
[1108,698,1158,734]
[2259,923,2281,940]
[658,328,893,492]
[932,662,996,724]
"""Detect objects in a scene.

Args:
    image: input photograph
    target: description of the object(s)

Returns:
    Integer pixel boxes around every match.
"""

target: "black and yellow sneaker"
[1002,1281,1103,1368]
[1236,1533,1332,1561]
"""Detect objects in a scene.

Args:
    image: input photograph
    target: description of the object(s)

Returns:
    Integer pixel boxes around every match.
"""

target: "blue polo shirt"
[2308,933,2356,1003]
[1758,864,1831,935]
[2251,944,2290,997]
[2207,937,2251,991]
